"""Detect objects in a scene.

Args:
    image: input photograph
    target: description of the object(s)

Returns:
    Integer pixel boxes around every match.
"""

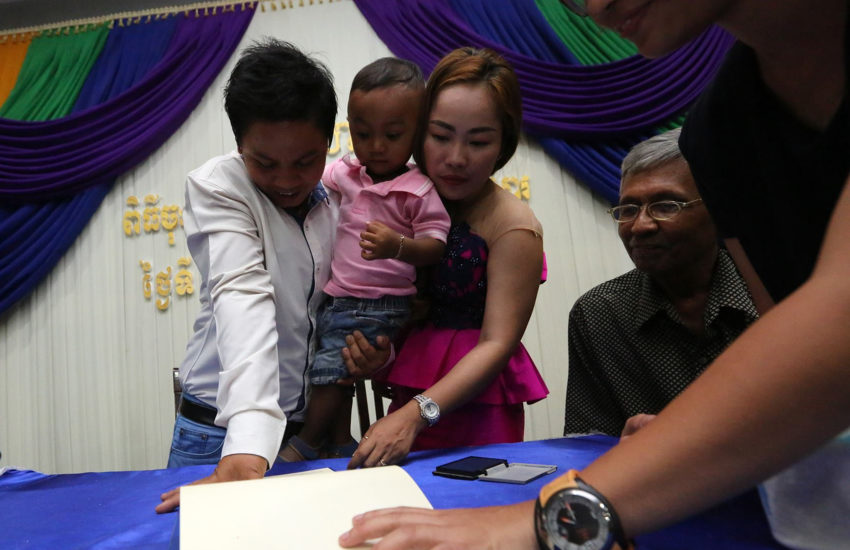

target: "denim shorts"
[310,294,411,385]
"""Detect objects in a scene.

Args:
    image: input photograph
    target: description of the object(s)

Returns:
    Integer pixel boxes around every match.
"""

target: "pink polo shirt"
[322,155,450,299]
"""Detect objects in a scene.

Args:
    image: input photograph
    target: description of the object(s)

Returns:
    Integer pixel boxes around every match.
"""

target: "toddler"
[280,57,450,461]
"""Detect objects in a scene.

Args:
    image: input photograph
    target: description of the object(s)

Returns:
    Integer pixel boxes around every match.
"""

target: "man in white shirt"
[156,38,339,513]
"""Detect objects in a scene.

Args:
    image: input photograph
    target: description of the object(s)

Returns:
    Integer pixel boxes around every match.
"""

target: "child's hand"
[360,221,403,261]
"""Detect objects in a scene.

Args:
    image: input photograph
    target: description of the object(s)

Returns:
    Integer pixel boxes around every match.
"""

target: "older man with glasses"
[564,128,758,438]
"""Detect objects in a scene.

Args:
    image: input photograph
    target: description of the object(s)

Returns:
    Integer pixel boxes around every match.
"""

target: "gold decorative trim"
[259,0,341,11]
[1,0,350,37]
[0,2,256,38]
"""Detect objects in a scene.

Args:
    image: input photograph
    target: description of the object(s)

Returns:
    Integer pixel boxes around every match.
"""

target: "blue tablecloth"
[0,435,784,549]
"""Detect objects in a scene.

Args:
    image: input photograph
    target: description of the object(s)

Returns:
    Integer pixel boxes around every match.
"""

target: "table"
[0,435,783,549]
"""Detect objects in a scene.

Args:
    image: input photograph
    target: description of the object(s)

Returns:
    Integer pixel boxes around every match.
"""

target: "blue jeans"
[167,395,225,468]
[310,294,411,385]
[167,395,305,468]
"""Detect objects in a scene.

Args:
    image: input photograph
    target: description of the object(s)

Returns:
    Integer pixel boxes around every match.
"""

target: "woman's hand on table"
[347,402,423,469]
[338,501,537,549]
[342,330,392,379]
[154,453,267,513]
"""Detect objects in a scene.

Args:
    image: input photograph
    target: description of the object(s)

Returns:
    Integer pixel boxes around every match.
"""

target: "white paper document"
[181,466,432,549]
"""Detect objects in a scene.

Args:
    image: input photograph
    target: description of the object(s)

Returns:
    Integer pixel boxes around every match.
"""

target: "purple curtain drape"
[0,8,254,203]
[0,8,253,315]
[353,0,735,202]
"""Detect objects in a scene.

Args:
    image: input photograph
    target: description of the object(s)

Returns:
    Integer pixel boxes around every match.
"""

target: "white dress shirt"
[179,151,338,467]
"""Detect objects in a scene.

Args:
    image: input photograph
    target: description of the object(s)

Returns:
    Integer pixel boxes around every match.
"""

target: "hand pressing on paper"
[338,501,538,550]
[155,453,267,513]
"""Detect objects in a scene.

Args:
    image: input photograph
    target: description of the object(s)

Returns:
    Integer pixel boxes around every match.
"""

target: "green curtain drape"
[0,24,109,121]
[534,0,683,130]
[534,0,637,64]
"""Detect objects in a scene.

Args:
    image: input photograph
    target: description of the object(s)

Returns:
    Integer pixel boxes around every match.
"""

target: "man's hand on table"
[620,413,656,440]
[155,453,267,513]
[338,500,537,550]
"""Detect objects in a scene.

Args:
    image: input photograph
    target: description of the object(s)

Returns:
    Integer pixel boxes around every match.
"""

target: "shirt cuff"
[221,409,286,470]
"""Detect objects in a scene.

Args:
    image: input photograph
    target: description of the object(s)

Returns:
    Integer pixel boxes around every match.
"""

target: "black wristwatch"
[413,394,440,426]
[535,469,632,550]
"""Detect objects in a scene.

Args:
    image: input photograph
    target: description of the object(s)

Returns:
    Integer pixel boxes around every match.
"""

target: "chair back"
[353,380,391,437]
[173,367,182,417]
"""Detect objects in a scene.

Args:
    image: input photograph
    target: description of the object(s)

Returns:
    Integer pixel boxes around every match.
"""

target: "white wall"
[0,0,632,474]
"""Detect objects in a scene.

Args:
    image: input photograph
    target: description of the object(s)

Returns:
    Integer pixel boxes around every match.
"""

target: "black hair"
[224,38,337,145]
[350,57,424,93]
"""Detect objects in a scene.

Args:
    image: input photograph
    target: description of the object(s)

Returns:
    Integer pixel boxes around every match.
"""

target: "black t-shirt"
[680,37,850,301]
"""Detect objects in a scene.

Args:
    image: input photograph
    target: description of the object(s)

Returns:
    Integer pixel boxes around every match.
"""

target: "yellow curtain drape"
[0,35,32,107]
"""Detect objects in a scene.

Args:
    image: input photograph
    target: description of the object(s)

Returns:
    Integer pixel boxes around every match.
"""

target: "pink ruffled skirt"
[385,325,549,451]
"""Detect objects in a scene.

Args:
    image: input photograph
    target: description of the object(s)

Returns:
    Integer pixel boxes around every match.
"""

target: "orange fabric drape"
[0,34,33,107]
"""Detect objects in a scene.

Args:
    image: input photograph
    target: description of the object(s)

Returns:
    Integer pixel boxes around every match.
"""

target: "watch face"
[539,488,613,550]
[423,401,439,419]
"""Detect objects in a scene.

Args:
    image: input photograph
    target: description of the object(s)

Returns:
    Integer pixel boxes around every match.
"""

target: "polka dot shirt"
[563,249,759,437]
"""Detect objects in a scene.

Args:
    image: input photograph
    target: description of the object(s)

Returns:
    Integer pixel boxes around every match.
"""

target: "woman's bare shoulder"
[472,184,542,243]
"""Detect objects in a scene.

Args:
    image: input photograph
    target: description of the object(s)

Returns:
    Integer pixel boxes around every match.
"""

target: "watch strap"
[538,468,580,505]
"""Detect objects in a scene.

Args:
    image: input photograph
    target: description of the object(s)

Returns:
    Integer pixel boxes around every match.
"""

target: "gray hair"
[620,127,683,183]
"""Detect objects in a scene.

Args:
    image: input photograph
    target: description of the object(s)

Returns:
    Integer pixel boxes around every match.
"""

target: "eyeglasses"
[608,198,703,223]
[559,0,588,16]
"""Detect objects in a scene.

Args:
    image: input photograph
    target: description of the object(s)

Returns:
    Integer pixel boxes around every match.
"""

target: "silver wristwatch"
[413,394,440,426]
